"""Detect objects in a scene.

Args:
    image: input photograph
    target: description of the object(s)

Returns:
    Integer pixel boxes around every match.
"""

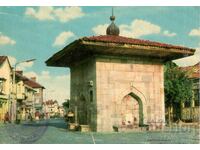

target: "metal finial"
[106,7,120,36]
[110,7,115,21]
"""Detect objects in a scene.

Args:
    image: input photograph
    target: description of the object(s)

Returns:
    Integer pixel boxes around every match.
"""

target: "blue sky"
[0,6,200,104]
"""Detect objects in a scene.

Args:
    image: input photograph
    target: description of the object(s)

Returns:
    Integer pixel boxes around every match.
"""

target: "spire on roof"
[106,7,120,36]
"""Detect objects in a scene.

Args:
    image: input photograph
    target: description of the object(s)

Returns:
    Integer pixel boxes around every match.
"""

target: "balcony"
[25,100,33,106]
[35,103,43,109]
[17,93,25,100]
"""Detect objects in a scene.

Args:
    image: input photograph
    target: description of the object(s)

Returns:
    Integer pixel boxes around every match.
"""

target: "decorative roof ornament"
[106,7,120,36]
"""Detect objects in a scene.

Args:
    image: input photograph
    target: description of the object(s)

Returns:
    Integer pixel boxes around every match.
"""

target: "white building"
[0,56,13,122]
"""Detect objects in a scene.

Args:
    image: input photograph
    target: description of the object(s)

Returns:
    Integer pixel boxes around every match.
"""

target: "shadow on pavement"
[22,118,67,130]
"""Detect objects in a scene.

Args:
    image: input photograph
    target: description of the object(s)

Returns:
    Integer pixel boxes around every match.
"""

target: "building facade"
[46,14,195,132]
[43,100,59,118]
[0,56,12,122]
[181,62,200,121]
[0,56,45,122]
[58,106,65,117]
[24,77,45,115]
[15,71,36,120]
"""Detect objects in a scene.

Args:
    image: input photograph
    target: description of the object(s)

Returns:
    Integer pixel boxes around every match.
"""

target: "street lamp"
[11,58,36,123]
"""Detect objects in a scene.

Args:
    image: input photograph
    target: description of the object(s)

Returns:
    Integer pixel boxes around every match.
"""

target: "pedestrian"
[4,112,10,124]
[29,112,33,121]
[35,111,39,121]
[16,110,21,124]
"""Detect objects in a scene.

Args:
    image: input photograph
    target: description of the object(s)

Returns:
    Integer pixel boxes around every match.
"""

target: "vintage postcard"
[0,6,199,144]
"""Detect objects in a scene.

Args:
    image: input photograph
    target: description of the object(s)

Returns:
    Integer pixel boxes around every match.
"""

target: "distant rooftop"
[180,62,200,79]
[15,71,45,89]
[0,56,7,65]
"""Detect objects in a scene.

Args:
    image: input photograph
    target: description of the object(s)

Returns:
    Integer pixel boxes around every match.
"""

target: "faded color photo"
[0,6,199,144]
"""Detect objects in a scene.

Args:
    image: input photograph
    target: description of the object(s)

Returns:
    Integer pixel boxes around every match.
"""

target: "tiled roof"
[0,56,7,65]
[24,79,45,89]
[46,35,195,67]
[180,62,200,79]
[44,100,56,105]
[15,71,45,89]
[0,56,12,69]
[15,72,27,81]
[83,35,194,51]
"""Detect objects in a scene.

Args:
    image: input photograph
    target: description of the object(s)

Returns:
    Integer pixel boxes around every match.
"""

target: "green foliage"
[164,61,193,107]
[62,99,70,110]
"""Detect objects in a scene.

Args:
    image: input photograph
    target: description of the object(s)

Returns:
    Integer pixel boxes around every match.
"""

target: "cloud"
[92,19,176,38]
[179,27,200,66]
[189,27,200,37]
[54,7,85,23]
[119,19,161,38]
[92,24,109,35]
[24,71,70,104]
[8,56,17,66]
[25,7,54,21]
[40,71,50,79]
[53,31,75,46]
[174,47,200,67]
[7,55,34,70]
[23,71,38,78]
[25,6,85,23]
[0,32,16,46]
[17,61,34,70]
[163,30,176,37]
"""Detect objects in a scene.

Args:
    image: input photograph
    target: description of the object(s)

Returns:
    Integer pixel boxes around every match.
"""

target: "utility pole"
[11,59,36,123]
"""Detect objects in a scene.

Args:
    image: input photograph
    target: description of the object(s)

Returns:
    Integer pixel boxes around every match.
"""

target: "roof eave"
[45,40,195,67]
[45,40,81,67]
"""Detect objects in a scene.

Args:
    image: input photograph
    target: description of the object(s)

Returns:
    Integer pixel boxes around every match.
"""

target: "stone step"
[118,126,148,132]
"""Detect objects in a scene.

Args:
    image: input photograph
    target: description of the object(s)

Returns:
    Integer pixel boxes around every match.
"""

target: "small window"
[0,79,5,93]
[90,90,93,102]
[184,101,191,108]
[194,89,200,106]
[195,99,200,106]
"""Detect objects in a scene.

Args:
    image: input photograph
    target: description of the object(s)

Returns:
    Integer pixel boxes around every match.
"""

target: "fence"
[182,107,200,121]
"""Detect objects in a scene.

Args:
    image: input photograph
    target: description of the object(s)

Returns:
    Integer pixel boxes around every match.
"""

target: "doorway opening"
[120,92,144,129]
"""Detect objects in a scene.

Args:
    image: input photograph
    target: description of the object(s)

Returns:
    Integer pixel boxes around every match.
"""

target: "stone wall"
[95,56,165,132]
[70,58,97,131]
[70,55,165,132]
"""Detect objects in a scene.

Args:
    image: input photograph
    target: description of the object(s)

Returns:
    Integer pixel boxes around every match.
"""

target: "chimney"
[16,70,23,75]
[31,77,36,82]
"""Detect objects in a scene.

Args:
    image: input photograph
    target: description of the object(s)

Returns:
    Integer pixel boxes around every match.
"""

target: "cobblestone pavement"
[0,119,199,144]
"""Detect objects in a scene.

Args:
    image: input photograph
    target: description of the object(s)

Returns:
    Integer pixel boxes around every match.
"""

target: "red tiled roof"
[16,70,23,75]
[46,35,196,67]
[15,71,45,89]
[15,72,27,81]
[44,100,56,105]
[83,35,194,51]
[24,79,45,89]
[180,62,200,79]
[0,56,12,69]
[0,56,7,65]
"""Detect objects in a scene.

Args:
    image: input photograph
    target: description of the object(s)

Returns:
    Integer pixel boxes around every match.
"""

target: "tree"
[164,61,193,122]
[62,99,70,111]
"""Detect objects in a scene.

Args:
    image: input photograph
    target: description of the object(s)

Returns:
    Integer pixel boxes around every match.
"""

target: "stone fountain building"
[46,13,195,132]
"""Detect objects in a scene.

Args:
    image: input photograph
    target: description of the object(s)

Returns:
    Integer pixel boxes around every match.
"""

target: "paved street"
[0,119,199,144]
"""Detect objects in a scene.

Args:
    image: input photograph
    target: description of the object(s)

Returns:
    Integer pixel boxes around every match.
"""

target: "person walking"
[4,112,10,124]
[16,110,21,124]
[29,112,33,121]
